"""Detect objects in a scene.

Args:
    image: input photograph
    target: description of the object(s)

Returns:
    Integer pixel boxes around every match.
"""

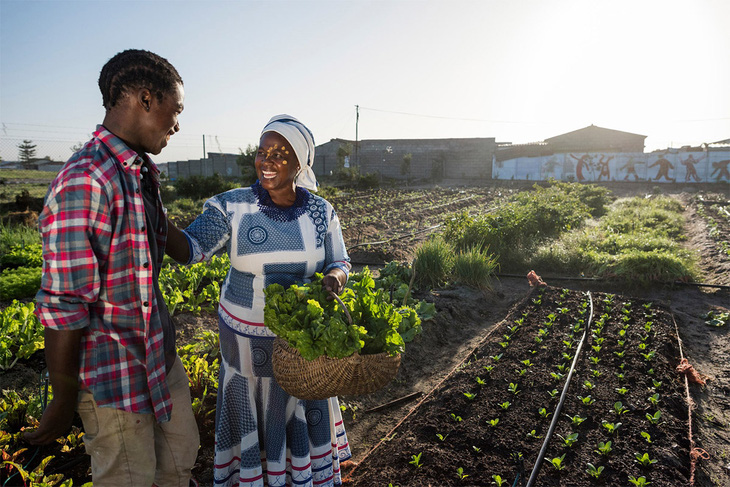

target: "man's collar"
[93,125,159,176]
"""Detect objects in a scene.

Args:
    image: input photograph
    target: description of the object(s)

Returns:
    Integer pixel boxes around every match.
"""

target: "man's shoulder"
[56,138,120,185]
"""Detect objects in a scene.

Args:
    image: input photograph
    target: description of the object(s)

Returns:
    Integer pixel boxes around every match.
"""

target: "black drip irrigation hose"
[525,291,595,487]
[498,273,730,290]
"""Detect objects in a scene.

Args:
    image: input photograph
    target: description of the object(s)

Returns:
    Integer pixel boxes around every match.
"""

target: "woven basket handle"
[329,291,353,325]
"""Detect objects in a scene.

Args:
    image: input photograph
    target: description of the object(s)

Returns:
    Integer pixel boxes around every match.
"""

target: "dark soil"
[348,286,691,486]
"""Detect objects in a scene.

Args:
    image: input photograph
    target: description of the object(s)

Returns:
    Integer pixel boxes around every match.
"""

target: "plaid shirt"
[36,126,172,422]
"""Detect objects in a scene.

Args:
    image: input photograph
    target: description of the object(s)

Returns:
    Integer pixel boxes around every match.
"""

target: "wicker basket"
[272,337,401,400]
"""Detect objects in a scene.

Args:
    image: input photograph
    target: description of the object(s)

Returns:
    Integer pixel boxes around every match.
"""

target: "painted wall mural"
[493,151,730,183]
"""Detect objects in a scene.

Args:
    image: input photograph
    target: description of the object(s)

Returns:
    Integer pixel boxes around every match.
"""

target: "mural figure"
[620,156,641,181]
[679,154,705,182]
[570,154,592,182]
[596,155,613,181]
[649,155,675,182]
[541,155,560,180]
[710,159,730,181]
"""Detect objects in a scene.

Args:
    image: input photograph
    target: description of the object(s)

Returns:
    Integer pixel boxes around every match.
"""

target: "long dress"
[183,182,352,487]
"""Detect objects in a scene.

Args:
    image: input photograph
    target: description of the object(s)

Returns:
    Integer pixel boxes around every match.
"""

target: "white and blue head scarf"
[261,114,318,192]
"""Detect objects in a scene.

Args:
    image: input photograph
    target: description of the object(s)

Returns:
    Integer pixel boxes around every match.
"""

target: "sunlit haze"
[1,0,728,163]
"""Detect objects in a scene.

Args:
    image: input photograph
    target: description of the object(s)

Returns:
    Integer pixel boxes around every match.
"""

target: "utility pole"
[202,135,206,159]
[355,105,359,166]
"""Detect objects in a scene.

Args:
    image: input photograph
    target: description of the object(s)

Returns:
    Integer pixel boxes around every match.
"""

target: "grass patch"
[452,246,499,291]
[0,223,41,257]
[0,169,57,181]
[530,195,698,284]
[413,237,454,289]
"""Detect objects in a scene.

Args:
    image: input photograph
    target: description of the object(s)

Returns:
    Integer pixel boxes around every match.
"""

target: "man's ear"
[138,88,153,112]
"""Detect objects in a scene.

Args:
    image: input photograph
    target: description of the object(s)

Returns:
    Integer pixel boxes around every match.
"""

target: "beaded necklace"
[251,180,309,222]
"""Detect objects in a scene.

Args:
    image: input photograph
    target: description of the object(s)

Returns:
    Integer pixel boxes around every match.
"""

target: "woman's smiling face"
[255,131,300,193]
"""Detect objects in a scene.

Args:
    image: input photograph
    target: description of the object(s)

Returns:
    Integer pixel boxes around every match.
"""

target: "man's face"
[140,82,184,155]
[255,131,300,193]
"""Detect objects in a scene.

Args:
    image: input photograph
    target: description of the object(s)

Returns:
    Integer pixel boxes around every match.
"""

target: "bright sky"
[1,0,729,164]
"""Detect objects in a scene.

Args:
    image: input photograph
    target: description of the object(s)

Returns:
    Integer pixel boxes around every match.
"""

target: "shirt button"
[136,187,140,193]
[143,262,149,268]
[143,301,149,307]
[141,226,146,232]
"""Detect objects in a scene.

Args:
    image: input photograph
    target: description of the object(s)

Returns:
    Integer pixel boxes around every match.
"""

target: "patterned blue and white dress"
[183,182,352,487]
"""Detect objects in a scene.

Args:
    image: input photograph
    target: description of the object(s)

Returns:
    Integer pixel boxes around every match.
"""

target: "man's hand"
[24,396,76,445]
[24,328,83,445]
[323,268,347,299]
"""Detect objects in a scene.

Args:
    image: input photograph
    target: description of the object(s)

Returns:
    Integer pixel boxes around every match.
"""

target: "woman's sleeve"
[182,197,231,264]
[323,202,351,279]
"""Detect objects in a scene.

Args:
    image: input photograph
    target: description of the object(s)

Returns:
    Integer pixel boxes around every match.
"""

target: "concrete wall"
[314,137,496,180]
[159,152,241,180]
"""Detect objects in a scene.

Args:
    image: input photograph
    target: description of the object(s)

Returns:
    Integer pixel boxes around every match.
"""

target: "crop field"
[0,173,728,486]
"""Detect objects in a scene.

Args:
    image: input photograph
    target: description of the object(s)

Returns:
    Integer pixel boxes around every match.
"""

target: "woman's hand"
[323,268,347,298]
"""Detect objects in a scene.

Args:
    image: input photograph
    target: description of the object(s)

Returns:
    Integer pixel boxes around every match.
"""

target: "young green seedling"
[648,393,659,406]
[585,463,604,479]
[475,376,486,386]
[548,389,559,398]
[594,440,612,456]
[640,431,652,443]
[436,433,448,442]
[527,429,542,439]
[463,392,476,400]
[634,452,657,467]
[492,474,507,486]
[628,475,651,486]
[456,467,469,480]
[549,454,566,471]
[578,395,595,406]
[558,432,579,448]
[616,386,629,396]
[538,407,551,419]
[566,414,587,426]
[508,382,519,395]
[450,413,462,422]
[601,420,622,435]
[499,401,511,410]
[646,411,662,425]
[409,452,423,468]
[613,401,628,415]
[488,418,500,428]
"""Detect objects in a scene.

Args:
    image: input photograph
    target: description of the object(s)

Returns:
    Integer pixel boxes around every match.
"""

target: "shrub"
[0,222,41,256]
[0,244,43,270]
[413,237,454,289]
[0,267,42,300]
[174,174,238,201]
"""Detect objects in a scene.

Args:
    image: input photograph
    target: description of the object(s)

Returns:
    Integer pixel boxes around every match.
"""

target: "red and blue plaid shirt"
[36,126,172,422]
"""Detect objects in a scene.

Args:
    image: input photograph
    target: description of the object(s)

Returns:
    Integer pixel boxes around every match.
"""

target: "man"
[25,49,199,487]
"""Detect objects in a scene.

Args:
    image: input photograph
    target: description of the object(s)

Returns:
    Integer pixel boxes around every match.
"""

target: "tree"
[237,144,258,185]
[336,143,353,170]
[401,153,413,180]
[17,140,37,166]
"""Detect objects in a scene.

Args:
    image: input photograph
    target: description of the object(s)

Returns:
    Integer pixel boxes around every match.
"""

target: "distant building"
[497,125,647,162]
[315,137,496,181]
[158,152,240,180]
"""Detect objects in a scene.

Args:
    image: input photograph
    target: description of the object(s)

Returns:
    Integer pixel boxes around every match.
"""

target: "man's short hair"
[98,49,183,110]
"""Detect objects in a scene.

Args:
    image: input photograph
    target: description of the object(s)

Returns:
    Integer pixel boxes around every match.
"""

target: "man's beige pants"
[77,357,200,487]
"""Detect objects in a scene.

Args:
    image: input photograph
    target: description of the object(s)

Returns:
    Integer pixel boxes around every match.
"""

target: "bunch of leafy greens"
[264,269,432,360]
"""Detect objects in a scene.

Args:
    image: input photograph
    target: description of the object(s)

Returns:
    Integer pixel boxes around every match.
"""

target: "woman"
[168,115,352,487]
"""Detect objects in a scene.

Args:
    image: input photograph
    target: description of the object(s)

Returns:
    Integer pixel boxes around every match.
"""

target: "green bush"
[0,222,41,256]
[0,244,42,270]
[0,267,42,301]
[174,174,238,201]
[443,183,593,270]
[413,237,454,289]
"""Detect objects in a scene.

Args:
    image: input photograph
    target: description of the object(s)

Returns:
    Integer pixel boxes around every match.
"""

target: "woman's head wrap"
[261,114,317,192]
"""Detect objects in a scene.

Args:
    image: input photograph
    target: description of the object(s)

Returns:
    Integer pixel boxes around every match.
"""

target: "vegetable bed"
[349,286,690,486]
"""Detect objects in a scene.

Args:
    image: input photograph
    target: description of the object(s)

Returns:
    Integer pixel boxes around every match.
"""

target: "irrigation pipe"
[497,273,730,290]
[525,291,595,487]
[347,224,442,251]
[343,289,538,483]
